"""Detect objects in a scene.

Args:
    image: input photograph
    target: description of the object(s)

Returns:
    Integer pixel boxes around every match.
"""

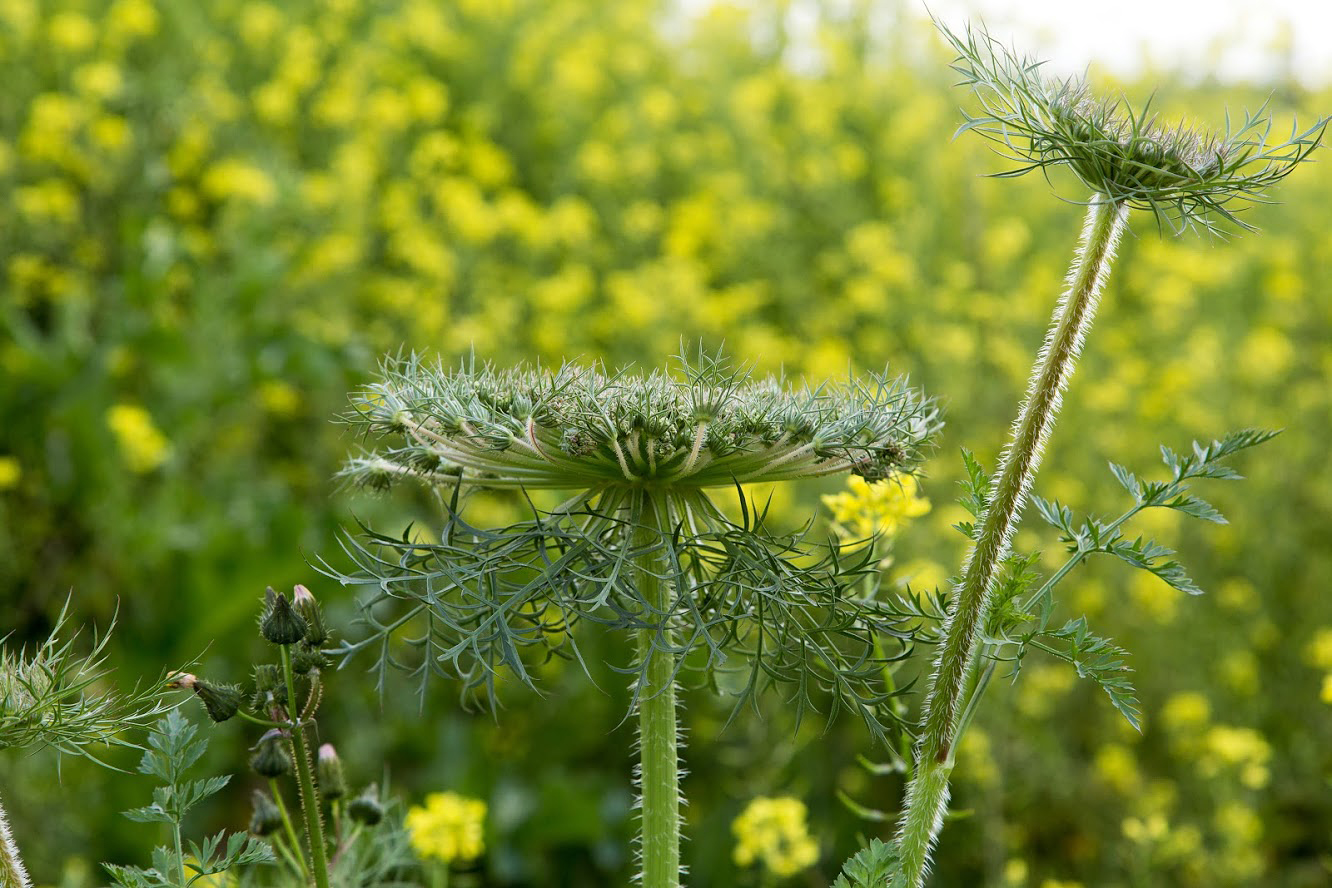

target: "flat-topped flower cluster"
[342,351,939,493]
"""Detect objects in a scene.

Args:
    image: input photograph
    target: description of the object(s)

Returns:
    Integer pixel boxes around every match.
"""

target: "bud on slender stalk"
[347,784,384,826]
[292,584,329,646]
[249,790,283,837]
[317,743,347,800]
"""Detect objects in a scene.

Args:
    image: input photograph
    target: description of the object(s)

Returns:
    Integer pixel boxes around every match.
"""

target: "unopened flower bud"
[168,673,243,723]
[249,790,283,836]
[290,643,328,675]
[292,584,328,646]
[251,664,287,709]
[317,743,347,800]
[250,729,292,778]
[260,587,307,646]
[195,680,244,723]
[347,784,384,825]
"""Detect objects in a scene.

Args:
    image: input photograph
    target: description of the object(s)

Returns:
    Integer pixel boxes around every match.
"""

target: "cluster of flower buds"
[261,585,330,667]
[342,351,939,493]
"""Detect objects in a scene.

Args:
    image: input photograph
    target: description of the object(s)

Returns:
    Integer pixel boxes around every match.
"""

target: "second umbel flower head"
[939,18,1327,232]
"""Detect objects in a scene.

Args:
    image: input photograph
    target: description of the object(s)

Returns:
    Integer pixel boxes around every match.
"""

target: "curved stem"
[895,198,1129,887]
[0,791,32,888]
[634,492,681,888]
[281,648,332,888]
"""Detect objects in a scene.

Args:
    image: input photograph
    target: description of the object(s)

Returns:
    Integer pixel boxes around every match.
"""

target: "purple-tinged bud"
[317,743,347,800]
[292,584,329,645]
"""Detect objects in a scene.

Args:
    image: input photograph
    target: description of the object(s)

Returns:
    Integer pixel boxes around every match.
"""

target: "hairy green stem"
[0,791,32,888]
[635,492,681,888]
[281,648,331,888]
[895,198,1129,886]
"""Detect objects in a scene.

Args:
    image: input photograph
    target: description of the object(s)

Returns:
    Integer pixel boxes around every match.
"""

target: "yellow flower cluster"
[105,404,171,473]
[821,472,931,550]
[1199,726,1272,790]
[405,791,487,864]
[731,796,819,878]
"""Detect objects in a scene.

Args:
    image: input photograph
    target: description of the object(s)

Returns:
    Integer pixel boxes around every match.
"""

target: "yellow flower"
[1093,743,1140,795]
[106,404,171,473]
[73,62,124,101]
[48,11,96,53]
[821,473,930,548]
[731,796,819,879]
[107,0,159,41]
[1320,674,1332,705]
[15,179,80,226]
[1199,726,1271,790]
[1305,627,1332,670]
[0,456,20,490]
[405,791,487,864]
[200,158,277,205]
[1160,692,1211,735]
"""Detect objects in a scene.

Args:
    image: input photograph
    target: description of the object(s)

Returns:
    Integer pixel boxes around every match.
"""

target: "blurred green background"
[2,0,1330,885]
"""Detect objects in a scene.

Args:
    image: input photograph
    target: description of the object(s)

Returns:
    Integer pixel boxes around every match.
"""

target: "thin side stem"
[270,778,312,882]
[281,648,332,888]
[895,198,1130,887]
[0,791,32,888]
[173,816,187,888]
[634,492,681,888]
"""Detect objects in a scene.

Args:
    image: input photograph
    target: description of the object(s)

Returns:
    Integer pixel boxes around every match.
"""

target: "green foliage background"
[1,1,1330,885]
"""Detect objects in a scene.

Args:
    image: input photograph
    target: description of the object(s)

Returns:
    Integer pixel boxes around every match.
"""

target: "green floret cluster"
[342,349,940,491]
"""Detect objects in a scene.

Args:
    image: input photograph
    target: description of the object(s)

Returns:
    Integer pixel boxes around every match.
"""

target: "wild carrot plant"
[328,348,939,886]
[0,598,169,888]
[844,20,1329,888]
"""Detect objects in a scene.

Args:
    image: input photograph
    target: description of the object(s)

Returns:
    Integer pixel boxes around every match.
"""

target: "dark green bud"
[347,784,384,825]
[291,584,328,646]
[317,743,347,800]
[195,680,243,723]
[249,790,283,836]
[168,673,242,723]
[260,587,307,646]
[290,644,326,675]
[250,729,292,778]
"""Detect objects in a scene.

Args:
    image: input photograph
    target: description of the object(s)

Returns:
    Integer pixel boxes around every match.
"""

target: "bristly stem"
[281,648,331,888]
[0,791,32,888]
[895,197,1129,887]
[634,492,681,888]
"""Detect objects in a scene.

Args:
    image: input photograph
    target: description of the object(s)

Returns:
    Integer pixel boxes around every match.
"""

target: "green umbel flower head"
[341,349,937,492]
[330,349,940,739]
[939,18,1327,232]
